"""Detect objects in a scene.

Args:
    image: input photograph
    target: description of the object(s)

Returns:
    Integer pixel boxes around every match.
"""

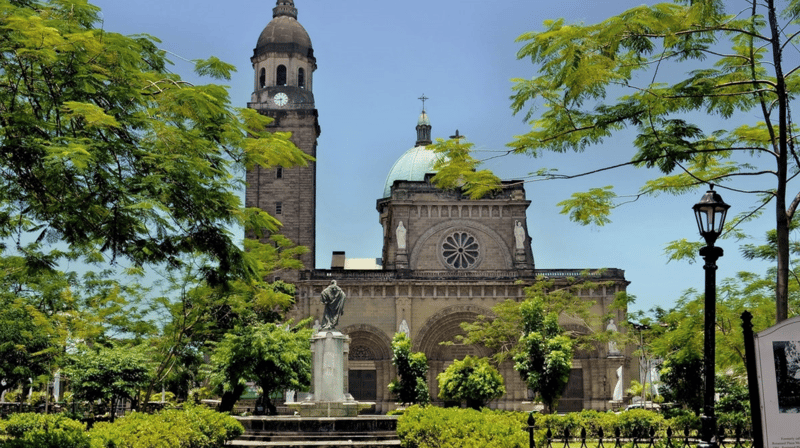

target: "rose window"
[442,231,480,269]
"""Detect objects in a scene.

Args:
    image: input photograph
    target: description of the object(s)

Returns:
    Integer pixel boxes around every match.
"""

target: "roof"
[256,15,312,52]
[382,145,440,198]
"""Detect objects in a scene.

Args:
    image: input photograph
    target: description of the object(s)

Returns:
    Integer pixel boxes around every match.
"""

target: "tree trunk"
[767,0,790,323]
[218,383,245,413]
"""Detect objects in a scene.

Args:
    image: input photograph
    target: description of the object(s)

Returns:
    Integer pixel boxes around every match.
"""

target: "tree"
[208,320,312,415]
[66,345,151,421]
[632,265,793,412]
[388,332,430,406]
[506,0,800,323]
[436,356,505,410]
[0,254,156,400]
[142,234,306,404]
[0,0,310,285]
[448,277,625,413]
[454,278,627,365]
[0,299,58,399]
[514,297,574,413]
[429,0,800,322]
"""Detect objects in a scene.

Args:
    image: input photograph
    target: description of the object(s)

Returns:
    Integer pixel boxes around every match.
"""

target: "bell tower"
[246,0,319,274]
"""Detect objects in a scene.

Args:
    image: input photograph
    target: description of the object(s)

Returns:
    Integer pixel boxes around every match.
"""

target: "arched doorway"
[343,324,392,413]
[414,305,494,402]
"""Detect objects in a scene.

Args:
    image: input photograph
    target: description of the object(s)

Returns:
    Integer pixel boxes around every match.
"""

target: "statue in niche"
[320,280,346,331]
[396,221,407,250]
[399,319,410,336]
[514,220,526,250]
[606,319,620,355]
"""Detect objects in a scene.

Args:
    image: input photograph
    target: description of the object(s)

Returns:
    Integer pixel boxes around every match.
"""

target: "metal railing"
[526,416,752,448]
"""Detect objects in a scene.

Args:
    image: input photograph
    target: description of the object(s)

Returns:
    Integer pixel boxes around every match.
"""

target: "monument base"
[287,330,374,417]
[286,400,376,417]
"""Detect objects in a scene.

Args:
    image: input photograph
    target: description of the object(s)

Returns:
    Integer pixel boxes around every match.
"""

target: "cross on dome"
[418,94,429,112]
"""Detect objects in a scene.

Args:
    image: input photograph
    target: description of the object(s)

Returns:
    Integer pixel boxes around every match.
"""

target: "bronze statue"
[320,280,346,331]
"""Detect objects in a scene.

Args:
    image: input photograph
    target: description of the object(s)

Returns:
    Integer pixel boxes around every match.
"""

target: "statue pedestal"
[396,249,408,269]
[287,331,374,417]
[514,248,528,268]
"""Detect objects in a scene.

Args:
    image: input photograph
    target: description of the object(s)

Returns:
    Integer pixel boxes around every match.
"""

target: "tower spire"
[273,0,297,19]
[415,94,432,147]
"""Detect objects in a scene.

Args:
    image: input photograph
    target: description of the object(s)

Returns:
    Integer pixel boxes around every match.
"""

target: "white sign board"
[754,316,800,448]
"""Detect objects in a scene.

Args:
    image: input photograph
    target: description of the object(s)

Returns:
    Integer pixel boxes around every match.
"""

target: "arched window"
[276,65,287,86]
[259,68,266,88]
[298,67,305,89]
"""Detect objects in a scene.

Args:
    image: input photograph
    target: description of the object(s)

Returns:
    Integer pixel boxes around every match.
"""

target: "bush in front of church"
[0,413,90,448]
[87,404,243,448]
[389,332,431,406]
[397,405,527,448]
[436,356,505,410]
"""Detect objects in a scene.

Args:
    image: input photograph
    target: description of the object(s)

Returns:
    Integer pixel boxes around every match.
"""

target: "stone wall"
[245,109,319,276]
[291,273,630,414]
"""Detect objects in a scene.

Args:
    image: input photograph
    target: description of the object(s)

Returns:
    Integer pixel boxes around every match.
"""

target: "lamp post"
[692,185,730,448]
[629,322,651,407]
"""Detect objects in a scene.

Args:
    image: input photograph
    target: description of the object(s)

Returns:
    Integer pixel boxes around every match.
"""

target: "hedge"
[0,413,90,448]
[88,404,243,448]
[397,405,528,448]
[0,405,243,448]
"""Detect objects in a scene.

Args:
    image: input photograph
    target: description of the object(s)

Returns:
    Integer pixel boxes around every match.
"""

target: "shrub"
[0,413,89,448]
[3,390,21,403]
[665,409,700,433]
[436,356,505,410]
[88,404,243,448]
[149,391,177,404]
[613,409,665,438]
[397,405,527,448]
[389,333,430,406]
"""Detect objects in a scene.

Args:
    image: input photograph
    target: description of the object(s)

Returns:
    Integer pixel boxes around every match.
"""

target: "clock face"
[273,92,289,107]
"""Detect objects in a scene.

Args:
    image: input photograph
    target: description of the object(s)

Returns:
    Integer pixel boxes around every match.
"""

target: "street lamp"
[692,185,730,448]
[628,322,651,407]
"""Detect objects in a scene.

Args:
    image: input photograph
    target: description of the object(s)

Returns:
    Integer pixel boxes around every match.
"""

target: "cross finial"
[418,94,429,112]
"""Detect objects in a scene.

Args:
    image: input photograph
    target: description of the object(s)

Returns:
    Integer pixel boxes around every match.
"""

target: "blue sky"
[90,0,776,314]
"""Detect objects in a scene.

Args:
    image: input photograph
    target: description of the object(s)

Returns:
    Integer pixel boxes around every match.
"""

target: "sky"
[89,0,777,314]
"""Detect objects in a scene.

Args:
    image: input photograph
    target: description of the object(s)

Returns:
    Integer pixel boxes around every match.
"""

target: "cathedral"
[245,0,631,413]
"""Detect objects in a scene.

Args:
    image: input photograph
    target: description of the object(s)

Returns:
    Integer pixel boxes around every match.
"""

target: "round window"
[441,231,480,269]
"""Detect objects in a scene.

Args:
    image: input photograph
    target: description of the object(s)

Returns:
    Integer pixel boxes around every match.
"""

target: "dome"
[418,111,430,126]
[256,15,313,52]
[383,145,440,198]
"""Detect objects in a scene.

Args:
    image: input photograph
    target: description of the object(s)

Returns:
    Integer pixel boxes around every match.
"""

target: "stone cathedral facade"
[245,0,631,414]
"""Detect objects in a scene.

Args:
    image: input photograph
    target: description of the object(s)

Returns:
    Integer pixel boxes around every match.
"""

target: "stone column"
[311,331,350,402]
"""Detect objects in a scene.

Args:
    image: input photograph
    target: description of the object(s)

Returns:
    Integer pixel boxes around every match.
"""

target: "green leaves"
[193,56,236,81]
[389,332,430,405]
[208,320,312,414]
[514,296,573,413]
[430,137,501,199]
[0,0,310,285]
[436,356,505,410]
[66,344,152,412]
[557,186,616,226]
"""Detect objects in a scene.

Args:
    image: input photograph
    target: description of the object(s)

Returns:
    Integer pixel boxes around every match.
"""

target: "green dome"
[383,145,439,198]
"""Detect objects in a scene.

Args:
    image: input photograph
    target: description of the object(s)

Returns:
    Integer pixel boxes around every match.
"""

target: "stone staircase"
[227,416,401,447]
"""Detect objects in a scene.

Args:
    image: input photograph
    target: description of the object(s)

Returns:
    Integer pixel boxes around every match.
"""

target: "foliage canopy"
[432,0,800,322]
[388,332,430,406]
[0,0,310,284]
[436,356,505,410]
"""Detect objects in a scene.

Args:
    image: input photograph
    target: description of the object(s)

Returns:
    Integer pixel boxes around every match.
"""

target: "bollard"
[528,413,536,448]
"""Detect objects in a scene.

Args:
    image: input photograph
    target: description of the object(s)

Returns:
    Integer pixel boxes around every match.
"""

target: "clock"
[273,92,289,107]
